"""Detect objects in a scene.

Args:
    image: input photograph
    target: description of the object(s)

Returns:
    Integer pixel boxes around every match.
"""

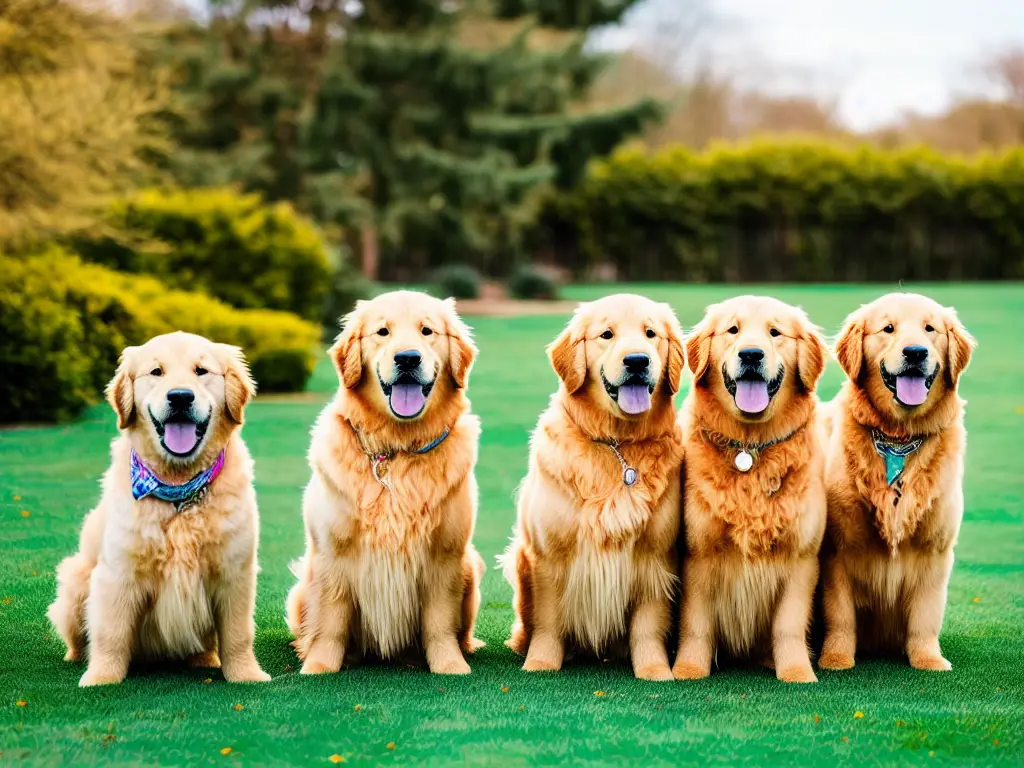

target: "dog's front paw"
[818,651,855,671]
[522,657,561,673]
[671,660,709,680]
[224,659,271,683]
[909,652,952,672]
[462,636,486,654]
[79,668,125,687]
[635,663,674,682]
[300,658,340,675]
[430,656,471,675]
[777,664,818,684]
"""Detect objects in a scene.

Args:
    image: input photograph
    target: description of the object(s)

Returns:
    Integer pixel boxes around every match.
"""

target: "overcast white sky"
[596,0,1024,130]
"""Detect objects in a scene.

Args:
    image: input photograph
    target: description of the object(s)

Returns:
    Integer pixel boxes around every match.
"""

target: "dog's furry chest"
[128,504,225,658]
[353,544,425,659]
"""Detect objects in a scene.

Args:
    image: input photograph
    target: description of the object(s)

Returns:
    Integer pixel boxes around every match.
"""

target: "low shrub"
[0,250,320,423]
[536,140,1024,281]
[73,187,333,321]
[431,264,482,300]
[507,265,559,300]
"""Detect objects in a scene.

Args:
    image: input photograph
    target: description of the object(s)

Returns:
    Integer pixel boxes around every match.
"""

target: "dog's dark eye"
[645,329,656,339]
[421,327,433,336]
[150,367,163,377]
[195,366,207,376]
[769,328,781,338]
[727,326,739,335]
[377,327,389,337]
[600,329,614,340]
[925,324,935,333]
[883,324,895,334]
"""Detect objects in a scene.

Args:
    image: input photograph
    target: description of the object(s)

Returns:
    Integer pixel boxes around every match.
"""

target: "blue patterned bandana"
[130,449,225,511]
[871,429,925,486]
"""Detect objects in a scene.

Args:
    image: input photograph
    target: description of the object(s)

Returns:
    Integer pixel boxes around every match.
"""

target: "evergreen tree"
[158,0,661,277]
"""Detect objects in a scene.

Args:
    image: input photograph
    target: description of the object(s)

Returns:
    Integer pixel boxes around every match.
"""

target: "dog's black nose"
[394,350,422,371]
[623,353,650,373]
[903,345,928,364]
[739,347,764,364]
[167,389,195,410]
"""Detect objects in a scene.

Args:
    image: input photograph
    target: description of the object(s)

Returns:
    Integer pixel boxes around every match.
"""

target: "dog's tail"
[284,555,311,658]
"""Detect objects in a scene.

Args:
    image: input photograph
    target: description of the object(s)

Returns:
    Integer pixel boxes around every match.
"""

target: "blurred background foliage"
[2,0,1024,420]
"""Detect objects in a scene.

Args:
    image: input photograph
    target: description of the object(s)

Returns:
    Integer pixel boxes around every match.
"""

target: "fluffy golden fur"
[502,294,686,680]
[819,293,976,672]
[286,291,485,675]
[48,332,268,686]
[673,296,828,684]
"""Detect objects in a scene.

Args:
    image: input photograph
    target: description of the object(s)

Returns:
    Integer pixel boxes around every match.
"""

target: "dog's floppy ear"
[834,309,865,382]
[330,303,365,389]
[662,305,686,394]
[444,298,478,389]
[548,318,587,395]
[218,344,256,424]
[106,346,139,430]
[944,308,976,388]
[685,319,713,384]
[795,312,827,392]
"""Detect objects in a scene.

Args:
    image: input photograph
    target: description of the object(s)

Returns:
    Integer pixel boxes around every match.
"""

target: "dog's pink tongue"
[618,382,651,414]
[896,374,928,406]
[390,382,426,418]
[735,379,770,413]
[164,422,198,454]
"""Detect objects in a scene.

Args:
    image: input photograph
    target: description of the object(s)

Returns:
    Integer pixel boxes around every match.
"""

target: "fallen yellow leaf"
[500,686,509,693]
[593,691,605,697]
[329,755,345,764]
[13,495,21,501]
[386,742,396,750]
[353,704,362,711]
[972,596,981,603]
[854,711,864,719]
[220,747,232,756]
[233,704,244,711]
[203,678,213,684]
[16,700,27,707]
[20,511,30,518]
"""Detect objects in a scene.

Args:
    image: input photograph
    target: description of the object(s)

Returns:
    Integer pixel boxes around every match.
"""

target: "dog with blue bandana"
[820,293,976,673]
[47,332,269,686]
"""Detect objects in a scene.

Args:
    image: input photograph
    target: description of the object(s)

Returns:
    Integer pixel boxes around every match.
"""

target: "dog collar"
[130,449,225,512]
[700,425,803,473]
[363,428,452,491]
[870,428,925,486]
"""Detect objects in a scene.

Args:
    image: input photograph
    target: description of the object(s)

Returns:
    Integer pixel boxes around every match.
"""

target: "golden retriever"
[501,294,686,680]
[673,296,827,683]
[819,293,976,672]
[286,291,484,675]
[48,332,268,686]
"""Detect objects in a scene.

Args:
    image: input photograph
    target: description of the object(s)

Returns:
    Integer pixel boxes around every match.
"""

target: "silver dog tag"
[623,467,639,486]
[735,451,754,472]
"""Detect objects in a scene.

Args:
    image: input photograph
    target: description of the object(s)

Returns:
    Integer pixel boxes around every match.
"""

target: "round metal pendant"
[734,451,754,472]
[623,467,639,486]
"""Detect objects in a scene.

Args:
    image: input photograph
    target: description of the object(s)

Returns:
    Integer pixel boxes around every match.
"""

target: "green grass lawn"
[2,283,1022,766]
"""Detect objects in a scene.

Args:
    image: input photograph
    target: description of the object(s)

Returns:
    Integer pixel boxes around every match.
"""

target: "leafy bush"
[431,264,482,300]
[507,265,559,300]
[537,140,1024,281]
[0,250,320,423]
[74,188,333,320]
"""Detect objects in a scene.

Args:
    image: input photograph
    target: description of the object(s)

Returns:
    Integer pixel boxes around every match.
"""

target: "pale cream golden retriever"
[673,296,827,683]
[819,293,976,672]
[48,332,268,686]
[286,291,484,675]
[501,294,686,680]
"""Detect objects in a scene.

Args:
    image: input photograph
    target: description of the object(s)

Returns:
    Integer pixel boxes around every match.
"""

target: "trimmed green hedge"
[73,188,332,321]
[536,141,1024,281]
[0,249,319,423]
